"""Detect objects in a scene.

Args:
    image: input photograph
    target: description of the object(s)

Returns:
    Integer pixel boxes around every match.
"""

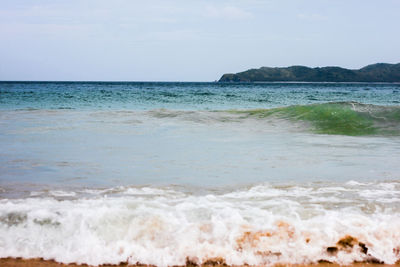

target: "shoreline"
[1,258,399,267]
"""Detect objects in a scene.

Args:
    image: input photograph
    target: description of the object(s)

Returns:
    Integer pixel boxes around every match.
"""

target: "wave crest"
[227,102,400,135]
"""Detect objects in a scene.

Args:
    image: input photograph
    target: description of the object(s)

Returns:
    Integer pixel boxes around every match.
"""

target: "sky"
[0,0,400,81]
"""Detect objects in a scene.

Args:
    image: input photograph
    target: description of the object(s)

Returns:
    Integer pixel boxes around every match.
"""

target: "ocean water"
[0,82,400,266]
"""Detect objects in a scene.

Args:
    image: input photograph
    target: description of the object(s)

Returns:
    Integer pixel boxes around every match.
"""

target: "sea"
[0,81,400,266]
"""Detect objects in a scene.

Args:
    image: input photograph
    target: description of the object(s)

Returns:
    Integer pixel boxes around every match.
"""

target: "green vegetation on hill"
[219,63,400,82]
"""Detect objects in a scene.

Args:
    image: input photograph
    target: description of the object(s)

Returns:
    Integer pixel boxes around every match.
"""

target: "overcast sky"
[1,0,399,81]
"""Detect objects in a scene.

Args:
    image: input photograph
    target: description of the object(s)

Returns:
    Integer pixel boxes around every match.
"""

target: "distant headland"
[218,63,400,82]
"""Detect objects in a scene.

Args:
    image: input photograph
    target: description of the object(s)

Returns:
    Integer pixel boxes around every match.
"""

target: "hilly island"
[219,63,400,82]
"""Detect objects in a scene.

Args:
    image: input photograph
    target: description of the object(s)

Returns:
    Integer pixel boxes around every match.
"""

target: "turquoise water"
[1,81,400,189]
[1,82,399,110]
[1,82,400,265]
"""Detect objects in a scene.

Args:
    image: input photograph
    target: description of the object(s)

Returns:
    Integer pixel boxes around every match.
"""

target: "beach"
[1,258,399,267]
[1,82,400,266]
[2,0,400,264]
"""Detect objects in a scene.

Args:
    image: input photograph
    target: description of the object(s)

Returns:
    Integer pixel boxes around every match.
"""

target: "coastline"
[1,258,399,267]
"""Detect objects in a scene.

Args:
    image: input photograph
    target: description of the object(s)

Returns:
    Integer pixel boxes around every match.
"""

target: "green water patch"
[228,102,400,136]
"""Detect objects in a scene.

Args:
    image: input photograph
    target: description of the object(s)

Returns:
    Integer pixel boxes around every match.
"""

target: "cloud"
[204,5,253,20]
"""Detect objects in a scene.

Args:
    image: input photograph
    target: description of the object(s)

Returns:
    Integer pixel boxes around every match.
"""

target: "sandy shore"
[1,258,399,267]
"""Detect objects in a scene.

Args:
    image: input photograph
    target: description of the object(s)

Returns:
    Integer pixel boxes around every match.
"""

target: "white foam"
[49,191,77,197]
[346,180,370,186]
[29,191,43,197]
[1,184,400,266]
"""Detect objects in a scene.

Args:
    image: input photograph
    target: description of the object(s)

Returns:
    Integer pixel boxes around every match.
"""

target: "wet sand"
[1,258,399,267]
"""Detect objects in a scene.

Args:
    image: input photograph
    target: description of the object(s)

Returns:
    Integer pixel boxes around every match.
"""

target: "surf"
[1,182,400,266]
[225,102,400,136]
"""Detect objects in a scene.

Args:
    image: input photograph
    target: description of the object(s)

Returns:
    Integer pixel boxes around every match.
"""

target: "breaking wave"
[147,102,400,136]
[1,182,400,266]
[227,102,400,136]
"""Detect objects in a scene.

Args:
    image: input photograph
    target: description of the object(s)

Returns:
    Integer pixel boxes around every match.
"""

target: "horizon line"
[1,80,400,84]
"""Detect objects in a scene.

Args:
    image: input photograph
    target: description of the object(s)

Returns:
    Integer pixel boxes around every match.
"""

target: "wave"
[144,102,400,136]
[1,182,400,266]
[2,102,400,136]
[226,102,400,136]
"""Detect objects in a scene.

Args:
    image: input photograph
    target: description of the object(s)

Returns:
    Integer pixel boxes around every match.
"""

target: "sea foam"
[1,183,399,266]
